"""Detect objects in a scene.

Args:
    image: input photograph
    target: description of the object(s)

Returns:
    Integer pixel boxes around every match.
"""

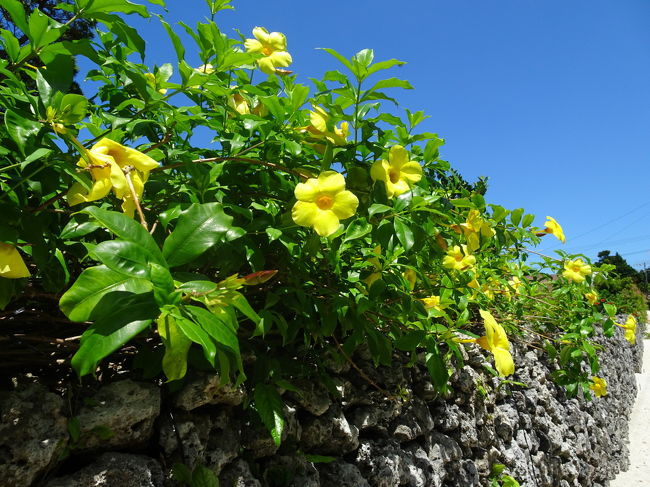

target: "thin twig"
[332,335,399,402]
[154,155,311,179]
[123,166,148,230]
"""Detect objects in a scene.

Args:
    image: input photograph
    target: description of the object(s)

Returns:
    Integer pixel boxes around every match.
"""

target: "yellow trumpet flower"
[291,171,358,237]
[244,27,292,75]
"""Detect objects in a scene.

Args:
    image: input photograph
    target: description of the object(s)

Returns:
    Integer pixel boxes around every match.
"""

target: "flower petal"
[252,26,270,43]
[316,171,346,194]
[294,178,319,202]
[291,200,318,227]
[0,243,30,279]
[267,31,287,50]
[399,161,423,183]
[370,160,389,182]
[244,38,263,53]
[389,178,410,197]
[388,145,409,168]
[257,57,276,75]
[331,190,359,220]
[311,210,340,237]
[493,348,515,376]
[269,50,292,69]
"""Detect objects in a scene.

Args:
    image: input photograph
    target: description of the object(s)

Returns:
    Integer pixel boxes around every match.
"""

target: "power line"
[568,200,650,241]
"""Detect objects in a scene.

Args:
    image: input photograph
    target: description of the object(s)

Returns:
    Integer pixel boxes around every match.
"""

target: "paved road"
[610,337,650,486]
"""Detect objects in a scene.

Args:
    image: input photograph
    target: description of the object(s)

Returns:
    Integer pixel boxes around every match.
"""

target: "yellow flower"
[228,93,251,115]
[476,310,515,377]
[539,216,566,243]
[589,376,607,397]
[421,295,447,311]
[562,259,591,283]
[455,210,495,252]
[299,106,349,147]
[508,276,523,294]
[403,268,417,291]
[144,72,167,95]
[0,243,30,279]
[244,27,292,75]
[370,145,423,198]
[442,245,476,271]
[584,291,598,305]
[67,138,159,217]
[615,315,637,345]
[292,171,359,237]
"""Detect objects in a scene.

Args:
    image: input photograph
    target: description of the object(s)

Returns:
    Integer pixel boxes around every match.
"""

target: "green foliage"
[0,0,626,444]
[596,275,647,320]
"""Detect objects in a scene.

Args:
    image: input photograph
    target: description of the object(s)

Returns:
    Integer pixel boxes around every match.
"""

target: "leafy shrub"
[0,0,630,442]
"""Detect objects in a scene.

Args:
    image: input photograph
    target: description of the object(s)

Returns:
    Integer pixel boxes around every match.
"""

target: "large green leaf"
[173,311,217,365]
[60,265,153,322]
[77,0,150,17]
[71,291,158,377]
[254,383,284,446]
[162,203,244,267]
[89,240,157,278]
[157,313,192,381]
[185,305,240,356]
[82,207,164,264]
[5,109,41,155]
[2,0,28,35]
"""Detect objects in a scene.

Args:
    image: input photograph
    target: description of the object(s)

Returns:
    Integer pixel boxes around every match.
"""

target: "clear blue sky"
[105,0,650,269]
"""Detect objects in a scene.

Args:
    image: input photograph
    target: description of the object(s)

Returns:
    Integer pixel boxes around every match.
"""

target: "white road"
[610,336,650,486]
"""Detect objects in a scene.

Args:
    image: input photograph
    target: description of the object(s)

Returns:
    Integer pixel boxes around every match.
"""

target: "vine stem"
[332,335,399,402]
[153,155,311,180]
[123,166,148,230]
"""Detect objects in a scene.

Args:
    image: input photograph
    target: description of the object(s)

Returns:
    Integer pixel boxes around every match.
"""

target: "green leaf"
[160,18,185,62]
[71,291,158,377]
[0,29,21,63]
[603,303,617,317]
[394,330,426,351]
[367,78,413,92]
[522,213,535,228]
[57,94,88,124]
[366,58,407,77]
[28,8,61,49]
[59,265,153,322]
[0,279,17,311]
[21,147,52,170]
[510,208,524,226]
[343,218,372,243]
[185,305,240,356]
[82,207,164,264]
[5,109,41,155]
[425,343,449,393]
[318,47,354,73]
[254,383,284,447]
[163,203,243,267]
[368,203,392,218]
[77,0,150,18]
[157,313,192,381]
[394,217,415,251]
[89,240,158,278]
[192,465,219,487]
[173,311,217,365]
[2,0,28,36]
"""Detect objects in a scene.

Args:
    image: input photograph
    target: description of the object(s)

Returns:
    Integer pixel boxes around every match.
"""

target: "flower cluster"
[245,27,292,75]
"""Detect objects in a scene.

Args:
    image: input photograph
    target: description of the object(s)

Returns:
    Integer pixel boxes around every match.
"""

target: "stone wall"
[0,320,642,487]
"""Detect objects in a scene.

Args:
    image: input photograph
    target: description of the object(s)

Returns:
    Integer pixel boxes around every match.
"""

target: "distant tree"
[596,250,638,279]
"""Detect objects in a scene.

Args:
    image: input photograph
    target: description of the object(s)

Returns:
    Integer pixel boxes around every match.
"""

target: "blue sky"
[109,0,650,269]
